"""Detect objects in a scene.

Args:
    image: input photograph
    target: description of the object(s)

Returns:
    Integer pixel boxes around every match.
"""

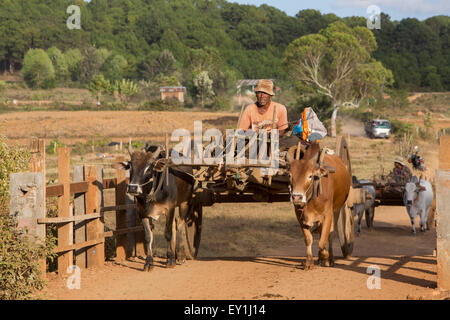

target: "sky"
[228,0,450,21]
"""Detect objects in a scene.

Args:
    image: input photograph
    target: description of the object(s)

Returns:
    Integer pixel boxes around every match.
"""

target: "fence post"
[73,166,86,268]
[29,138,46,274]
[9,172,45,241]
[437,136,450,290]
[29,138,46,202]
[85,165,104,267]
[57,147,72,276]
[115,156,130,260]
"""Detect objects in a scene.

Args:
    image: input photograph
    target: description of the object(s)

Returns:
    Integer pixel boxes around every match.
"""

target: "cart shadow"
[332,255,437,289]
[198,254,436,289]
[110,256,169,272]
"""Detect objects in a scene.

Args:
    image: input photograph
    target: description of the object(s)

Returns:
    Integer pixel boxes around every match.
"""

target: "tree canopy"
[0,0,448,92]
[283,21,394,136]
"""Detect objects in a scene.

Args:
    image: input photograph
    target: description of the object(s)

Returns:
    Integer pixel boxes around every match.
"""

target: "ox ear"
[418,185,426,192]
[113,161,130,170]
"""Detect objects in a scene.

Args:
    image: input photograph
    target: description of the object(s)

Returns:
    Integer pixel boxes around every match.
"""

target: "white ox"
[403,177,434,235]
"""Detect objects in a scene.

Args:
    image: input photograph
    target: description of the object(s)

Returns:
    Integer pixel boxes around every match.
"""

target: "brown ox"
[116,144,194,271]
[287,142,351,269]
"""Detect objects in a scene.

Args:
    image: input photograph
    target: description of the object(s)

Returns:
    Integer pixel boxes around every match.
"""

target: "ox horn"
[128,142,134,156]
[295,140,302,160]
[286,146,297,164]
[318,149,325,167]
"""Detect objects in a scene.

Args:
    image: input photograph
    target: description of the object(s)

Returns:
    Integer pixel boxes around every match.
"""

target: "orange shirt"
[238,102,288,132]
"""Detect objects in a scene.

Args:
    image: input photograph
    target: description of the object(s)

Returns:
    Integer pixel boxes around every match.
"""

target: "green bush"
[138,99,184,111]
[0,213,57,299]
[0,136,56,299]
[46,139,66,155]
[131,140,145,149]
[22,49,56,89]
[0,81,6,96]
[210,95,232,111]
[0,137,30,211]
[390,119,414,137]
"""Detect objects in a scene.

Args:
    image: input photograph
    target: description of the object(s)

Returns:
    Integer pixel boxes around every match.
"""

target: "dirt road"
[41,206,441,300]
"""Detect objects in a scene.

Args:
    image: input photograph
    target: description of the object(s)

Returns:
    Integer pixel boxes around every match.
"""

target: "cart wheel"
[184,203,203,260]
[336,136,355,258]
[337,204,355,258]
[336,136,352,177]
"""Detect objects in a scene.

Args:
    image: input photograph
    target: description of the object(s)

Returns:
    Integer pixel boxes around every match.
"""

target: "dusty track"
[41,206,439,300]
[2,110,442,300]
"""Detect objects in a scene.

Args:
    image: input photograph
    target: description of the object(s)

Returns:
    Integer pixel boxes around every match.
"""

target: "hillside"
[0,0,449,91]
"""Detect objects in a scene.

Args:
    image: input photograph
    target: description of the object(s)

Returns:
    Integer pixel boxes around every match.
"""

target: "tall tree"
[193,71,214,108]
[284,21,393,136]
[47,47,69,85]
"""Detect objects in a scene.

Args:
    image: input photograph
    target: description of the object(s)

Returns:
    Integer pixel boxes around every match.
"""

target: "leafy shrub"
[138,99,184,111]
[390,119,414,136]
[22,49,56,89]
[0,136,56,299]
[71,137,112,155]
[423,111,434,129]
[0,136,30,211]
[0,81,6,96]
[0,213,57,299]
[45,139,65,155]
[131,140,145,149]
[210,95,232,111]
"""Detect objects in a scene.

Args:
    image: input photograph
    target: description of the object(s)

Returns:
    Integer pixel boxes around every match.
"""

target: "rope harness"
[144,158,195,203]
[289,174,321,204]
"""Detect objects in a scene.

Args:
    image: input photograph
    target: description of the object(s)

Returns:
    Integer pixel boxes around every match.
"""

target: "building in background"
[160,86,186,102]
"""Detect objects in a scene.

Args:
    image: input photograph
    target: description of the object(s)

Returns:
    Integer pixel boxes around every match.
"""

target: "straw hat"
[394,156,406,166]
[254,79,275,96]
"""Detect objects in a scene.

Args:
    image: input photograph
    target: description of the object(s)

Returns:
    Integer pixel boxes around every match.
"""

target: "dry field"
[0,110,238,145]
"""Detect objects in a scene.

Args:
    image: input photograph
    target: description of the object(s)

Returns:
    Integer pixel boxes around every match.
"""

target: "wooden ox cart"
[351,172,410,229]
[155,135,355,260]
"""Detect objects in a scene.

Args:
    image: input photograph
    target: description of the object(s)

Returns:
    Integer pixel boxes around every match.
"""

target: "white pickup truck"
[364,119,391,139]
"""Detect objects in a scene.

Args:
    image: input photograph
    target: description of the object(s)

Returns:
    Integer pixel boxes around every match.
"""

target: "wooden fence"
[10,138,144,275]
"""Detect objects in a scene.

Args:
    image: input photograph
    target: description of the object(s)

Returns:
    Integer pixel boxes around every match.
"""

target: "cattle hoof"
[304,260,314,271]
[319,259,333,267]
[166,258,176,268]
[143,263,154,272]
[176,258,186,265]
[143,257,154,272]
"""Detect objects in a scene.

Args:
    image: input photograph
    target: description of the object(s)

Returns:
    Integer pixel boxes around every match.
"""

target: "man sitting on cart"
[238,79,288,136]
[389,157,413,183]
[238,80,327,151]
